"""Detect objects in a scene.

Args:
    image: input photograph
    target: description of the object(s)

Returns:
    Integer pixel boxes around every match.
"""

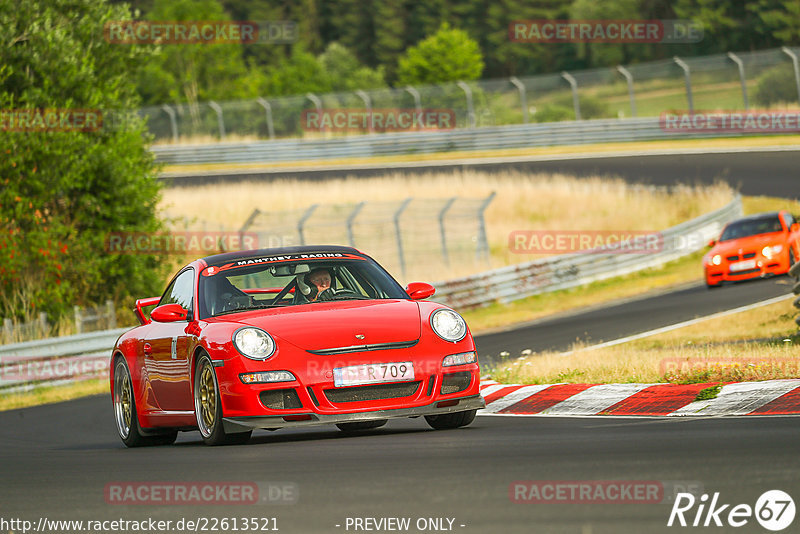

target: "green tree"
[0,0,165,322]
[396,23,485,85]
[318,43,385,91]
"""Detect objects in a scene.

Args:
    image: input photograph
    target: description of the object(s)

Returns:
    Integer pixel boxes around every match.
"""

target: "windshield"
[719,216,783,242]
[198,256,408,318]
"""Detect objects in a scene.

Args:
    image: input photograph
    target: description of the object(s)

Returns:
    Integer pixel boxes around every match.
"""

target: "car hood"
[712,233,784,256]
[224,299,422,351]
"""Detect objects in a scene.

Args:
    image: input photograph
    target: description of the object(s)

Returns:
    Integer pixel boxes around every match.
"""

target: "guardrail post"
[297,204,318,246]
[346,202,365,246]
[438,197,457,266]
[161,104,179,143]
[394,198,413,278]
[509,76,528,124]
[673,57,694,114]
[105,301,116,329]
[38,312,48,336]
[561,72,581,120]
[208,101,226,139]
[615,65,637,117]
[456,81,476,128]
[404,86,422,129]
[256,98,275,140]
[726,52,749,110]
[74,305,82,335]
[781,47,800,105]
[355,90,373,133]
[306,93,323,133]
[476,192,496,263]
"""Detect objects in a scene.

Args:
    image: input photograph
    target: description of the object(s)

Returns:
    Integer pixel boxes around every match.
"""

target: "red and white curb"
[478,379,800,416]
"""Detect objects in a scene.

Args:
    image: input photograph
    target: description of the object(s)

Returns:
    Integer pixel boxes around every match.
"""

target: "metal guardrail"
[0,328,128,391]
[431,194,743,309]
[151,117,750,166]
[0,195,741,391]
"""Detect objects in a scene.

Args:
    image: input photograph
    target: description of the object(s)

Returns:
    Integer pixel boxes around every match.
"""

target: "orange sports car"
[704,210,800,288]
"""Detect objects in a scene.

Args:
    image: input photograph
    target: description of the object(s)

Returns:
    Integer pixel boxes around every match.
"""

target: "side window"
[782,213,794,230]
[160,269,195,315]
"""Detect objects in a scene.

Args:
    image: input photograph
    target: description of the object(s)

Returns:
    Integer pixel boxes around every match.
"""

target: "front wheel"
[113,358,177,447]
[425,410,477,430]
[194,353,252,446]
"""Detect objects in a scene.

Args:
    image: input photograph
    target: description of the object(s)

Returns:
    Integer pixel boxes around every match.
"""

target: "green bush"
[754,65,800,107]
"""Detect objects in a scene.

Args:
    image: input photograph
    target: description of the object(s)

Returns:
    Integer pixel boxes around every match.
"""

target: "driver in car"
[306,268,335,301]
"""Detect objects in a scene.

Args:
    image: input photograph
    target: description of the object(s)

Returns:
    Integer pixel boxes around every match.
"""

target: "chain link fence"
[140,47,800,143]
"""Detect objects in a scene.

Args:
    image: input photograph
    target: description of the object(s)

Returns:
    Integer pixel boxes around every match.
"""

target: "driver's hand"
[316,288,335,301]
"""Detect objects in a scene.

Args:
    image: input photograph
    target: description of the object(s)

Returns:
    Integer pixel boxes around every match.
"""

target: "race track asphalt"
[2,394,799,534]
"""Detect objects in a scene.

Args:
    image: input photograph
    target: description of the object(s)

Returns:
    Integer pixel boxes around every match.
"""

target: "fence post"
[2,318,11,341]
[726,52,749,110]
[208,101,226,139]
[404,86,422,129]
[781,47,800,105]
[74,305,82,334]
[476,192,496,263]
[615,65,637,117]
[38,312,48,336]
[456,81,476,128]
[394,198,413,279]
[161,104,179,143]
[346,202,365,247]
[438,197,457,266]
[509,76,528,124]
[673,57,694,113]
[355,90,373,133]
[256,98,275,140]
[106,300,117,329]
[297,204,318,246]
[561,71,581,120]
[306,93,323,133]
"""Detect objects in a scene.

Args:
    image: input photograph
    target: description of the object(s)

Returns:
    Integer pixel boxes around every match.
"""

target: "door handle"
[143,342,153,356]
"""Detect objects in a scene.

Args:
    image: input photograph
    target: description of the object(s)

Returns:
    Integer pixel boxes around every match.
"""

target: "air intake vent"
[440,372,471,395]
[260,389,303,410]
[324,381,421,403]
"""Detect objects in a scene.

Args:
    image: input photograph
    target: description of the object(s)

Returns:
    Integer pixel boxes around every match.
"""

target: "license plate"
[333,362,414,387]
[729,260,756,272]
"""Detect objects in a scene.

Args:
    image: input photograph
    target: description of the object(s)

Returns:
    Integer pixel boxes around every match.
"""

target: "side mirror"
[791,223,799,233]
[150,303,188,322]
[708,239,716,247]
[405,282,435,300]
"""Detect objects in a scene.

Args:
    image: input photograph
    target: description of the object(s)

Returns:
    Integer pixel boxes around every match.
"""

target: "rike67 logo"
[668,490,795,531]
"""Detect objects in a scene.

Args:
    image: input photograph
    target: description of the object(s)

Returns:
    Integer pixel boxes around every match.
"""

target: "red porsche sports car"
[110,246,484,446]
[704,210,800,288]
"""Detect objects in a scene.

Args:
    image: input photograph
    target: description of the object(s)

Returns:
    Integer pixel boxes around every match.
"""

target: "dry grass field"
[161,170,734,283]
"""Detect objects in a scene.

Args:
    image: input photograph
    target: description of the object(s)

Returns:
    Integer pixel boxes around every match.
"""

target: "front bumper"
[223,394,485,433]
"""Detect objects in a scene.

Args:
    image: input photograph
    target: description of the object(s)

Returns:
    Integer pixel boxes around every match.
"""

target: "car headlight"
[712,254,722,265]
[762,245,783,259]
[442,351,477,366]
[430,309,467,342]
[233,327,276,360]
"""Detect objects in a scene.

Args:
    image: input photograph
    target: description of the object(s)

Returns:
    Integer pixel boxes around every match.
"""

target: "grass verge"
[487,298,799,385]
[0,379,107,412]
